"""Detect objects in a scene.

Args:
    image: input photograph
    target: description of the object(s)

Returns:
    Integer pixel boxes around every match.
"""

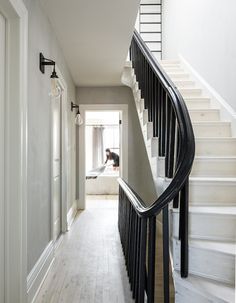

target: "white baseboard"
[179,54,236,136]
[67,201,77,230]
[27,241,54,303]
[77,198,85,210]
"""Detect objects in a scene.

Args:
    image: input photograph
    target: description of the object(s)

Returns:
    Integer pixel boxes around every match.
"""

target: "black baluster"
[179,179,189,278]
[163,205,170,303]
[147,217,156,303]
[138,218,147,303]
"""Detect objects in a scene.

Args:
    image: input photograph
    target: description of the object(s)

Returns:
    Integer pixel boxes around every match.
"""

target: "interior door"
[52,93,62,241]
[0,11,5,302]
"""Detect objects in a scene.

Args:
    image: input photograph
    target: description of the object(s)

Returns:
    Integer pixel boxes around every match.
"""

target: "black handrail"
[118,30,195,303]
[125,31,195,217]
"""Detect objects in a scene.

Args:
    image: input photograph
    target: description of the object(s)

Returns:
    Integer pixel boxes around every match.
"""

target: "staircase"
[126,57,236,302]
[137,0,162,60]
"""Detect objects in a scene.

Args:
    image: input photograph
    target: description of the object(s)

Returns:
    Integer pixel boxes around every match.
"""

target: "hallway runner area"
[35,196,133,303]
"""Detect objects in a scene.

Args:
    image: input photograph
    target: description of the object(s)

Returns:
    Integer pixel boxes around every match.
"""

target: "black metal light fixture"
[71,102,83,125]
[39,52,61,97]
[71,102,79,112]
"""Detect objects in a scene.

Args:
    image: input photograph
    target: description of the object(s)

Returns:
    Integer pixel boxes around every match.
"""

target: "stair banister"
[118,30,195,303]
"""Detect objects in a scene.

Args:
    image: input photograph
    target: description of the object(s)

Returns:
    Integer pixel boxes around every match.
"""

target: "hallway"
[35,196,133,303]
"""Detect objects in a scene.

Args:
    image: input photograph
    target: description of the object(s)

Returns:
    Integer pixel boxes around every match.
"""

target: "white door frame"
[0,0,28,302]
[0,10,6,303]
[50,66,69,239]
[78,104,128,209]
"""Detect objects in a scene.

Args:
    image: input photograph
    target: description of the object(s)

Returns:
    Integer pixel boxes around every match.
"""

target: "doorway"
[0,11,5,303]
[78,104,128,209]
[85,111,120,204]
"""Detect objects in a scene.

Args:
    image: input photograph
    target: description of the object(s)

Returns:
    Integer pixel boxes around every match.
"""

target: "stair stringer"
[122,63,168,192]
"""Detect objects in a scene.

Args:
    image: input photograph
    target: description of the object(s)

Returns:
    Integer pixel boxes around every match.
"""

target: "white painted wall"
[0,12,5,303]
[76,86,157,205]
[162,0,236,110]
[22,0,76,273]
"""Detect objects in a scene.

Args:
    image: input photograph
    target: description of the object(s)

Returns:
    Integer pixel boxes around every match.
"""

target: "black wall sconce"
[39,52,58,76]
[71,102,80,113]
[71,102,83,125]
[39,52,61,97]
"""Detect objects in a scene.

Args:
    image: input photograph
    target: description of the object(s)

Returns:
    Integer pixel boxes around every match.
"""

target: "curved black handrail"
[118,30,195,218]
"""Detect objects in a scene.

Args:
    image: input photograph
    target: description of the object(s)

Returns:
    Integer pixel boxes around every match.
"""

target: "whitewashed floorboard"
[34,196,133,303]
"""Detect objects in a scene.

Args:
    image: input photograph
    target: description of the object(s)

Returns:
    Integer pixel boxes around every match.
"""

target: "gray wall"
[24,0,76,273]
[162,0,236,110]
[77,86,157,204]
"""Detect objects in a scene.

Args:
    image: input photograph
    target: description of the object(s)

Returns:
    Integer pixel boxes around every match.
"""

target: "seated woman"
[105,148,119,170]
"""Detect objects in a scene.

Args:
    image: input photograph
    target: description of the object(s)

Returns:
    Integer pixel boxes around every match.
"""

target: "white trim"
[27,241,54,303]
[0,0,28,302]
[67,201,78,230]
[57,68,70,233]
[179,54,236,136]
[50,66,69,241]
[0,12,6,303]
[78,104,128,209]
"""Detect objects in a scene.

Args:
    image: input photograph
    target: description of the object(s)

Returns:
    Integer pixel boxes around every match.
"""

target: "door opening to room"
[85,111,120,206]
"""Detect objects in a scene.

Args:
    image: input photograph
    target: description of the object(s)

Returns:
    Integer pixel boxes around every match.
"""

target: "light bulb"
[49,78,62,98]
[75,113,83,126]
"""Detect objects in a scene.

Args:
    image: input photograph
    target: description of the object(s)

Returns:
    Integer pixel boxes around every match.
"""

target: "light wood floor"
[35,196,134,303]
[35,196,175,303]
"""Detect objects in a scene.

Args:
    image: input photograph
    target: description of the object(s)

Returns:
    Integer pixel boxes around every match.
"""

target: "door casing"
[0,0,28,302]
[78,104,128,209]
[0,11,6,303]
[50,67,70,242]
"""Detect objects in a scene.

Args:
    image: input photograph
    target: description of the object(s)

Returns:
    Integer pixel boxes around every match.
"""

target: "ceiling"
[40,0,140,86]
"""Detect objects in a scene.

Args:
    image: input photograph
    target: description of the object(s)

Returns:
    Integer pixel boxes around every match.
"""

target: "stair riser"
[173,240,235,285]
[186,101,211,109]
[161,64,181,68]
[189,111,220,121]
[167,73,190,79]
[196,140,236,156]
[146,139,158,158]
[165,68,185,73]
[193,124,231,138]
[171,212,236,242]
[191,159,236,177]
[143,122,153,140]
[142,109,148,125]
[179,89,202,97]
[153,157,236,178]
[174,81,195,87]
[189,181,236,205]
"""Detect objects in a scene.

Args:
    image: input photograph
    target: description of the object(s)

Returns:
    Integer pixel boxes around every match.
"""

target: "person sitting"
[105,148,119,170]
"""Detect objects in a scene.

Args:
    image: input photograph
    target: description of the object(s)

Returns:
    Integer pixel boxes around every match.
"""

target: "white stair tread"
[184,96,210,100]
[189,239,236,255]
[189,109,220,116]
[196,137,236,145]
[189,177,236,182]
[173,206,236,215]
[174,273,235,303]
[192,121,230,125]
[160,60,180,64]
[189,206,236,215]
[189,108,219,112]
[195,156,236,160]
